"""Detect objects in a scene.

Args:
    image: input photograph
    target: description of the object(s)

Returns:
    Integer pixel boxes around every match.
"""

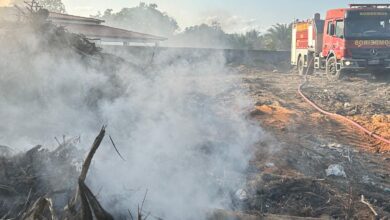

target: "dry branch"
[79,125,106,182]
[68,126,109,214]
[360,195,378,217]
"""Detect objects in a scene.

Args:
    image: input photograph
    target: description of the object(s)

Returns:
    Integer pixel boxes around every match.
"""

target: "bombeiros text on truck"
[291,4,390,80]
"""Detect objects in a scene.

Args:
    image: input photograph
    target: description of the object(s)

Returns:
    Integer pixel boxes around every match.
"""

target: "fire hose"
[297,59,390,146]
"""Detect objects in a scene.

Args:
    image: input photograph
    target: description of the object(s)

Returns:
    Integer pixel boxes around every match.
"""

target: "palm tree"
[264,23,292,51]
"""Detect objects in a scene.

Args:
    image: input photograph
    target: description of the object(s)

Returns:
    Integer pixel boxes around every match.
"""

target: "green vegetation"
[172,22,291,50]
[264,23,292,51]
[95,3,179,37]
[38,0,66,13]
[93,2,292,50]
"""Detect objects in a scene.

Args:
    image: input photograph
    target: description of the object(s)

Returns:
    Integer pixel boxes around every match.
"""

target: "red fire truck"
[291,4,390,80]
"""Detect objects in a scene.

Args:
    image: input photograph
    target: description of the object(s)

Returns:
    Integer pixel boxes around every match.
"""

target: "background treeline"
[92,3,292,50]
[40,1,292,50]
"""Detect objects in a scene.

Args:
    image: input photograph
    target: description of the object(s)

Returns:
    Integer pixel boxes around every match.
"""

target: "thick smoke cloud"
[0,22,263,219]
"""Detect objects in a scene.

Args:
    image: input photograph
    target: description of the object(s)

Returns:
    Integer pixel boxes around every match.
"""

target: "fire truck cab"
[291,4,390,80]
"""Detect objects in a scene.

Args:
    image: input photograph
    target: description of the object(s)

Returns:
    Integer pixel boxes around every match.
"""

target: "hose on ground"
[297,58,390,146]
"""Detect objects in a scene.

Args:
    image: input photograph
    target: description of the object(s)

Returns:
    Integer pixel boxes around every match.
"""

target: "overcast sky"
[63,0,390,33]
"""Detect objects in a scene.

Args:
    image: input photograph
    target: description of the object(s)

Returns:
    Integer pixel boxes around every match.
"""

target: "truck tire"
[326,57,342,81]
[297,56,306,76]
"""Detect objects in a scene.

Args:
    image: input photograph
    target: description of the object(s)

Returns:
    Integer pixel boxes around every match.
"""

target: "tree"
[149,3,158,9]
[97,3,179,37]
[169,23,267,49]
[226,30,265,50]
[264,23,292,51]
[103,9,113,17]
[38,0,66,13]
[171,23,230,48]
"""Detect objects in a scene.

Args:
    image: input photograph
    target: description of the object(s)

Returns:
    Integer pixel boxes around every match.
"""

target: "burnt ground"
[230,66,390,219]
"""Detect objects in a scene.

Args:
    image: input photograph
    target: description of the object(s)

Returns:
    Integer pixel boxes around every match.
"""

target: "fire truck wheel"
[326,57,341,81]
[297,57,306,75]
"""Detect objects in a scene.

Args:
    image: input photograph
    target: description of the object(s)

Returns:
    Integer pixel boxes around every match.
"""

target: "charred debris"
[1,127,152,219]
[0,127,117,219]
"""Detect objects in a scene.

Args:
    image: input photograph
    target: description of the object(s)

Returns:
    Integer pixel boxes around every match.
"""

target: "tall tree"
[38,0,66,13]
[227,30,264,50]
[96,3,179,37]
[264,23,292,51]
[171,23,231,48]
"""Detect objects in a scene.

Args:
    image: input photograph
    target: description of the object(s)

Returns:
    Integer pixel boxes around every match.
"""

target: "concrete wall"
[101,45,291,70]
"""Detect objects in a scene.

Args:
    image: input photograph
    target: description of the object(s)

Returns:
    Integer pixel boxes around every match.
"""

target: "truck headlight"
[343,60,358,67]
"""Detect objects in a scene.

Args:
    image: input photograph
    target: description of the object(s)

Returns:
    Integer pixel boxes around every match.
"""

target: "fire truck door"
[323,20,335,57]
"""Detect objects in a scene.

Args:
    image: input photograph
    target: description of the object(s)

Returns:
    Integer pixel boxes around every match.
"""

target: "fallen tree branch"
[68,126,107,210]
[360,195,378,217]
[79,125,106,182]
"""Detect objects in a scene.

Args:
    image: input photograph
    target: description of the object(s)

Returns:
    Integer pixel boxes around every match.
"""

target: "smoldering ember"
[0,1,389,220]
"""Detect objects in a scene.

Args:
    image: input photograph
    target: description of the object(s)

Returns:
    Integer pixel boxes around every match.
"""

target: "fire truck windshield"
[345,15,390,39]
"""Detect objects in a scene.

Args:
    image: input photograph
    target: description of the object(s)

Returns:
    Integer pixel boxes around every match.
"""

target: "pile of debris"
[6,1,101,56]
[0,127,118,219]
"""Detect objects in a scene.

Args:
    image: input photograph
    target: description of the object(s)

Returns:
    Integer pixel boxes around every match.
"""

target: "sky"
[55,0,390,33]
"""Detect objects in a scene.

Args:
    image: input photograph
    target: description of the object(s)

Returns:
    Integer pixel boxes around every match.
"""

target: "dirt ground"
[232,66,390,219]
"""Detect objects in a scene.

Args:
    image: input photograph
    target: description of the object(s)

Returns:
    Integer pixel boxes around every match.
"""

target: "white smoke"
[201,10,263,34]
[0,23,263,219]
